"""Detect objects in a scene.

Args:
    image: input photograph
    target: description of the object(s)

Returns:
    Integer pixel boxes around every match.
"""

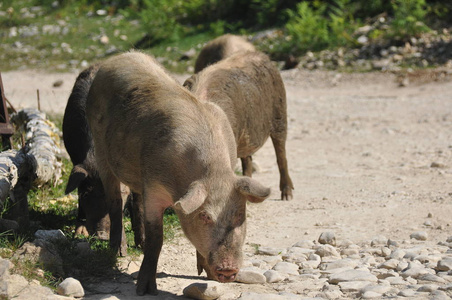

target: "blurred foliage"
[0,0,451,70]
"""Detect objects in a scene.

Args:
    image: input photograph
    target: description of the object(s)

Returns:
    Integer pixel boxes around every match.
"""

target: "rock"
[315,244,340,258]
[361,291,382,299]
[34,229,65,241]
[318,232,336,246]
[57,277,84,297]
[338,281,371,292]
[360,284,392,295]
[378,259,399,270]
[418,273,446,283]
[386,276,408,285]
[410,231,428,241]
[319,258,359,271]
[263,270,286,283]
[52,79,63,87]
[417,284,438,292]
[430,290,450,300]
[0,258,12,279]
[182,282,224,300]
[370,235,388,246]
[292,240,314,249]
[262,256,282,267]
[398,289,417,297]
[437,258,452,271]
[14,241,64,276]
[235,269,266,284]
[329,270,378,284]
[100,35,109,44]
[401,263,433,279]
[273,262,299,275]
[258,247,286,256]
[389,249,406,260]
[237,292,286,300]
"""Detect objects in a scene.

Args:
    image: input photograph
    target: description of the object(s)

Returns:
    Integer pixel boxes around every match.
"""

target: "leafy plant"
[389,0,430,39]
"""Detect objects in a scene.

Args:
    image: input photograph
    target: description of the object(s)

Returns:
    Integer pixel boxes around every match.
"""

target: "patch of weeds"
[163,208,180,241]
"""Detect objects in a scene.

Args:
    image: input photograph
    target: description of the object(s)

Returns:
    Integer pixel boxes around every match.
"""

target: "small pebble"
[410,231,428,241]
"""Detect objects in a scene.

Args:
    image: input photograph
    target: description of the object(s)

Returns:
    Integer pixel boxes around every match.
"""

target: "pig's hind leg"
[240,156,253,177]
[100,170,127,256]
[270,123,294,200]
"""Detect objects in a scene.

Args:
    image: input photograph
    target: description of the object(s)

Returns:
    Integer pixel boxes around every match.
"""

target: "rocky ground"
[0,64,452,299]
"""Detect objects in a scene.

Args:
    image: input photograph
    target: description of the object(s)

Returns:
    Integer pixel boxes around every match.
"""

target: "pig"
[184,50,294,200]
[194,34,256,73]
[63,65,143,250]
[85,51,271,295]
[62,64,110,237]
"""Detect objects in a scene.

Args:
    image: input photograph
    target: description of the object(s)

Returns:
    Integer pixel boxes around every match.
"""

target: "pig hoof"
[281,187,293,200]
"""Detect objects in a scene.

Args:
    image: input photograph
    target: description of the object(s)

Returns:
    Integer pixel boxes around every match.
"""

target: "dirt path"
[2,69,451,299]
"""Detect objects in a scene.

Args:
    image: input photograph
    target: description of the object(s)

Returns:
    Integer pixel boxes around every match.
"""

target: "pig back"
[86,52,236,196]
[190,51,286,157]
[195,34,256,73]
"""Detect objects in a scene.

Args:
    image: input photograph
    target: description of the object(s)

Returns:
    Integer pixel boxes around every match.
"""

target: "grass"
[0,112,181,290]
[0,0,214,73]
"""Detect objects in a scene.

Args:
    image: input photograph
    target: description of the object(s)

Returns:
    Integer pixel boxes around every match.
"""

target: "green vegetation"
[1,0,450,72]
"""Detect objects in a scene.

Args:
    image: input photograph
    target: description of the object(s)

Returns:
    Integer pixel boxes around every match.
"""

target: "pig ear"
[65,164,88,194]
[174,181,207,215]
[235,177,271,203]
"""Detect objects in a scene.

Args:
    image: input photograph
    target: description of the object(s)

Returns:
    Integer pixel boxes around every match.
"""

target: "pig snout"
[215,267,239,282]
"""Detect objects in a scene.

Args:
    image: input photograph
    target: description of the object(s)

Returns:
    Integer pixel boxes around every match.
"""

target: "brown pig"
[194,34,256,73]
[184,51,294,200]
[86,51,271,295]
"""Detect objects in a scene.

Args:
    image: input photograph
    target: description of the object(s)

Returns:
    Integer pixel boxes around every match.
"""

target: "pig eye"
[199,211,213,225]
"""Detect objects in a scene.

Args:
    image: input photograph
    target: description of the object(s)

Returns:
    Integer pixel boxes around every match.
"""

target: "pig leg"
[270,133,294,200]
[102,171,127,256]
[196,251,215,279]
[131,192,145,248]
[240,156,253,177]
[136,190,171,295]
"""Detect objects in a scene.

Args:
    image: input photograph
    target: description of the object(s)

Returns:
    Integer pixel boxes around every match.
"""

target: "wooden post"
[0,73,15,150]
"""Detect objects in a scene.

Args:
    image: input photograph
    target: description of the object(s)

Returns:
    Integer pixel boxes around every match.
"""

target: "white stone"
[361,291,382,299]
[318,232,336,246]
[398,289,417,297]
[389,249,406,260]
[320,258,359,271]
[329,269,378,284]
[182,282,224,300]
[410,231,428,241]
[263,270,286,283]
[338,281,371,292]
[236,269,266,284]
[292,240,314,249]
[57,277,84,297]
[258,247,286,256]
[315,244,340,258]
[273,262,299,275]
[378,259,399,270]
[417,284,438,292]
[437,258,452,271]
